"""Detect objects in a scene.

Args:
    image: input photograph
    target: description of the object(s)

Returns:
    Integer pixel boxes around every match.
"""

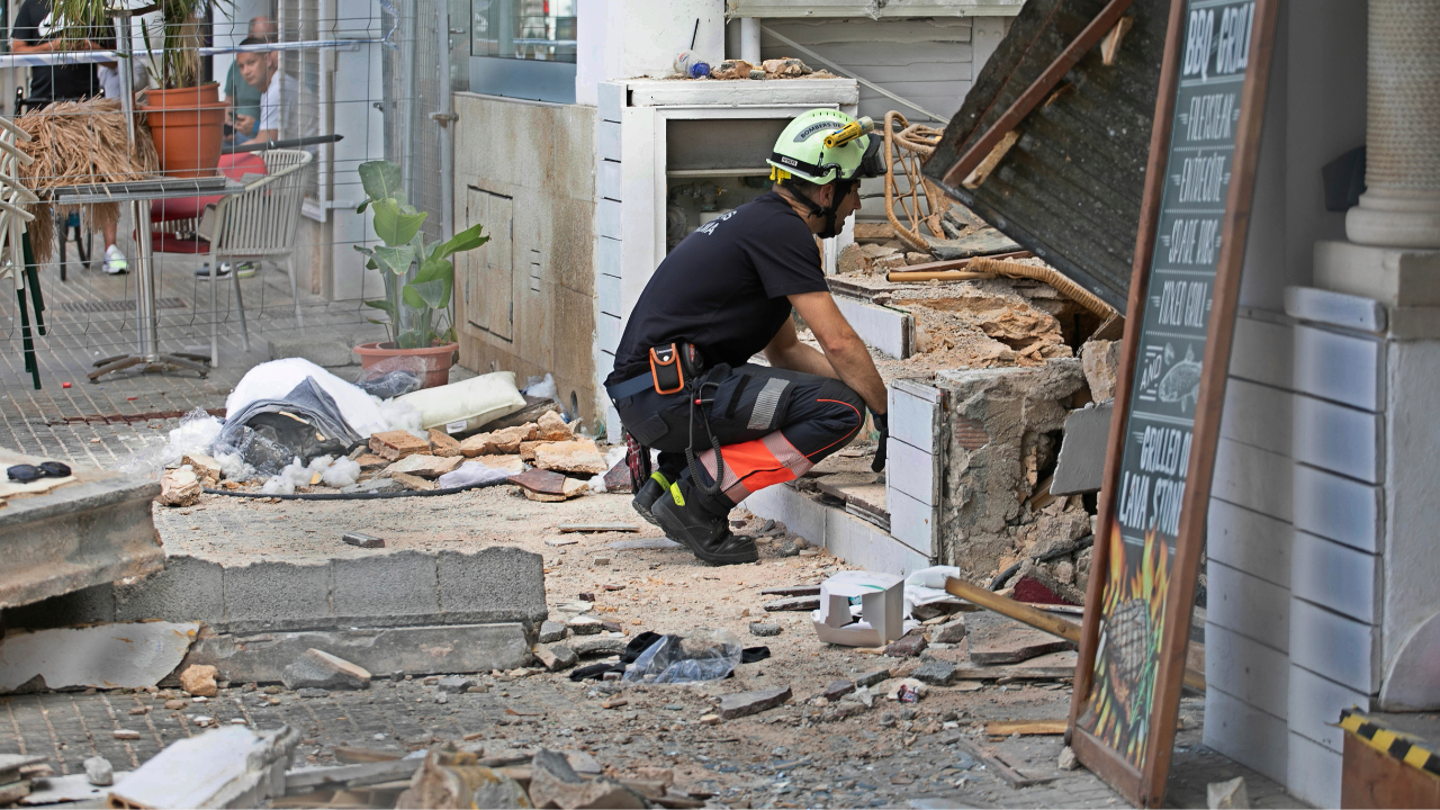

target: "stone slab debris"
[281,648,372,691]
[1052,400,1114,496]
[0,782,30,805]
[390,472,436,492]
[567,615,603,635]
[1058,746,1079,771]
[822,680,856,701]
[528,748,645,810]
[383,454,463,479]
[341,532,385,549]
[180,664,219,697]
[602,461,632,493]
[0,755,47,784]
[748,622,783,637]
[0,621,200,692]
[533,439,608,475]
[182,453,221,483]
[764,596,820,612]
[912,658,959,686]
[1208,776,1250,809]
[533,644,578,672]
[967,612,1073,665]
[538,621,568,643]
[536,411,574,441]
[717,686,793,720]
[435,675,473,693]
[569,637,628,658]
[158,468,201,507]
[933,617,968,644]
[461,424,539,456]
[856,668,892,688]
[884,631,929,658]
[82,756,112,787]
[368,431,430,461]
[607,537,682,550]
[761,585,822,597]
[509,468,584,500]
[109,725,300,810]
[427,429,463,457]
[19,771,131,805]
[354,453,390,470]
[1081,339,1120,402]
[559,523,639,533]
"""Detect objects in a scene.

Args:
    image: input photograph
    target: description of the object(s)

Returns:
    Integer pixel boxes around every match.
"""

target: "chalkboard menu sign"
[1067,0,1277,806]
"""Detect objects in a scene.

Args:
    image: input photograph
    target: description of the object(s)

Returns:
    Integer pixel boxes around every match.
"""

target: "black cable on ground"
[987,534,1095,591]
[201,477,512,501]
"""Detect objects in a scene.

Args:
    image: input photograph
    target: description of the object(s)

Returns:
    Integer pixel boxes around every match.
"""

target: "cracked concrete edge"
[4,547,548,635]
[182,623,534,682]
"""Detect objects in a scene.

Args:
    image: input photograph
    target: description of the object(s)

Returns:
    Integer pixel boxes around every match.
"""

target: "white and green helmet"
[767,108,881,185]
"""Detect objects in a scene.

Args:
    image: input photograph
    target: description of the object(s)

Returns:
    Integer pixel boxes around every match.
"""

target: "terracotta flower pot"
[141,84,229,178]
[354,341,460,390]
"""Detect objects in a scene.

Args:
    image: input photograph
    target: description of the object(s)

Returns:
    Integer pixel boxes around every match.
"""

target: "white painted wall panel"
[1203,686,1290,786]
[1208,560,1291,653]
[888,439,936,507]
[597,236,621,280]
[1205,623,1291,719]
[1287,732,1342,810]
[1292,463,1381,553]
[1291,597,1378,695]
[1228,316,1294,390]
[1208,499,1293,589]
[598,274,622,319]
[834,297,911,359]
[1293,324,1383,412]
[887,487,935,557]
[598,313,622,354]
[1289,664,1370,754]
[598,199,623,241]
[1212,439,1294,522]
[598,160,623,203]
[598,81,624,124]
[1292,531,1379,625]
[1221,379,1293,457]
[888,383,940,451]
[598,120,622,162]
[1292,394,1382,484]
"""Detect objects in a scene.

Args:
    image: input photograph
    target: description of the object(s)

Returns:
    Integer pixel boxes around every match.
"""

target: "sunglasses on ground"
[7,461,72,482]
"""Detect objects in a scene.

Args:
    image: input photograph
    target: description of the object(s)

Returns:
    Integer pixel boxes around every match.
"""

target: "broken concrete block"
[1052,400,1113,497]
[539,621,568,643]
[280,649,371,691]
[567,615,603,635]
[529,749,645,810]
[717,686,793,720]
[534,644,578,672]
[570,637,628,658]
[749,622,783,637]
[912,658,958,686]
[823,680,856,701]
[0,621,200,692]
[83,756,113,786]
[1058,746,1079,771]
[710,59,755,80]
[383,454,462,479]
[427,429,462,458]
[461,425,539,456]
[436,675,473,693]
[158,468,201,507]
[1208,776,1250,809]
[884,631,928,658]
[967,612,1073,665]
[856,668,891,688]
[509,468,583,500]
[353,453,390,470]
[182,453,221,483]
[517,440,556,462]
[933,617,968,644]
[470,772,532,809]
[536,410,573,441]
[533,439,608,475]
[179,664,219,697]
[109,726,300,810]
[368,431,430,461]
[1081,339,1121,402]
[390,472,437,491]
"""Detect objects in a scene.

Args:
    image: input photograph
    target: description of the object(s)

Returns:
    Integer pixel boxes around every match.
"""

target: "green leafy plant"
[354,160,488,349]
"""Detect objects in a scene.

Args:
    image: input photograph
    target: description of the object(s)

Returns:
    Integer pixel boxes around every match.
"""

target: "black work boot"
[652,480,759,566]
[631,472,671,526]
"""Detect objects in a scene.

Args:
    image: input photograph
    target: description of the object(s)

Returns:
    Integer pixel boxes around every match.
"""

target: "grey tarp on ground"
[214,377,365,474]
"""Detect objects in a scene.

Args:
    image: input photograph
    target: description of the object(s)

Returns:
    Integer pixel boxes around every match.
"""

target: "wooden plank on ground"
[987,719,1068,737]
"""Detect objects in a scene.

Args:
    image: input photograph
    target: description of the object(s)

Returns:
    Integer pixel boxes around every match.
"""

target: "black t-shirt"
[607,191,828,386]
[13,0,97,103]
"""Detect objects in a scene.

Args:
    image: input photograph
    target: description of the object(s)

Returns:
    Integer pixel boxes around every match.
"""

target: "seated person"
[224,16,276,147]
[236,35,317,148]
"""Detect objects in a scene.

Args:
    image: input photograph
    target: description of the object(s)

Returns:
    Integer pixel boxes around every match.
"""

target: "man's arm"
[763,315,837,379]
[775,290,887,414]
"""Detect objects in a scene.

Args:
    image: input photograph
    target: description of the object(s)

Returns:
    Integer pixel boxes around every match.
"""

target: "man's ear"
[814,183,835,208]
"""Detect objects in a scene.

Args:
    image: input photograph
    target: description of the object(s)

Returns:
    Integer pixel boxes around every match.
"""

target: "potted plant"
[353,159,488,390]
[56,0,229,177]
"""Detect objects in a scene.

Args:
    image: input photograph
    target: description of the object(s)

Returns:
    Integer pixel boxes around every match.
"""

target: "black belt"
[606,372,655,401]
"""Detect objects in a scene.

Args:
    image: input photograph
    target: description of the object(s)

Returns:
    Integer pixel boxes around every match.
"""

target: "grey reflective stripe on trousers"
[747,377,790,431]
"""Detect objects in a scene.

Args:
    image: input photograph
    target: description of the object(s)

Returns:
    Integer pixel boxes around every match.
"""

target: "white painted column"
[1345,0,1440,250]
[740,18,761,66]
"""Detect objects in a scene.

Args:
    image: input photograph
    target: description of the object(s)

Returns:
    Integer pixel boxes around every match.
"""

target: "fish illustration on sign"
[1157,343,1202,411]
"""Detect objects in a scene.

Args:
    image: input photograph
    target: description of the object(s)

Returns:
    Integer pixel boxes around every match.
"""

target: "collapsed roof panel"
[922,0,1171,310]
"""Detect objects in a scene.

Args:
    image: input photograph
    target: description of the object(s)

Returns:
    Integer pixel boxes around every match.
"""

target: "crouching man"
[605,109,891,565]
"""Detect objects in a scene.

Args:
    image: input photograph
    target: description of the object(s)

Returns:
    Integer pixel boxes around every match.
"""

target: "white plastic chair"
[206,148,314,366]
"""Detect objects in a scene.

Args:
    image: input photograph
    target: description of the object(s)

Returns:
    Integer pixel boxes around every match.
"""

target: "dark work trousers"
[611,363,866,517]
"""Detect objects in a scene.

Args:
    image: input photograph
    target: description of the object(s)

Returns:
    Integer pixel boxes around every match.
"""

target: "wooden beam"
[987,719,1069,737]
[941,0,1139,189]
[962,130,1022,189]
[1101,15,1136,65]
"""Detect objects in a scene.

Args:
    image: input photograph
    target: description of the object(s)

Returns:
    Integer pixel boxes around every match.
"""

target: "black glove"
[871,411,889,473]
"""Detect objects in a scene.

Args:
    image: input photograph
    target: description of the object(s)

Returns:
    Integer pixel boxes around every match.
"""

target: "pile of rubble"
[693,56,835,81]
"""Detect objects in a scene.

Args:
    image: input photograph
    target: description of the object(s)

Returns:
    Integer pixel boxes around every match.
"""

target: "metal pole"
[113,10,156,359]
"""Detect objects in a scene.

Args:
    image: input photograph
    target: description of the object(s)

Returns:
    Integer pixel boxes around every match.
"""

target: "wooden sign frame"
[1066,0,1279,806]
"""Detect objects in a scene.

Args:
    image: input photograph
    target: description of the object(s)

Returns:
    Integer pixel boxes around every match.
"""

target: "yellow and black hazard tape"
[1340,708,1440,779]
